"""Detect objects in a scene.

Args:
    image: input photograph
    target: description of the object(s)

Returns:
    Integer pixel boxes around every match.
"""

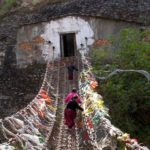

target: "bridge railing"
[0,59,60,149]
[78,45,149,150]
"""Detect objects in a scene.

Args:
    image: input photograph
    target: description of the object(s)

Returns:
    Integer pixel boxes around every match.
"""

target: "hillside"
[0,0,70,17]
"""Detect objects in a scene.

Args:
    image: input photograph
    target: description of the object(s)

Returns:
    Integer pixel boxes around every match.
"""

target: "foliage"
[39,135,45,143]
[90,28,150,146]
[0,0,17,15]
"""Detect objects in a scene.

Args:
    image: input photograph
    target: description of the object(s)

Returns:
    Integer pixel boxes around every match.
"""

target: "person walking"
[67,61,78,89]
[64,96,83,129]
[64,88,81,104]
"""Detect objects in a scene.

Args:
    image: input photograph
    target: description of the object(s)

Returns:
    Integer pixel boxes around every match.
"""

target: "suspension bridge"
[0,48,148,150]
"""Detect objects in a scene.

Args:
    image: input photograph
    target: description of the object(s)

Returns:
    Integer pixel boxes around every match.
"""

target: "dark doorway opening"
[60,33,76,57]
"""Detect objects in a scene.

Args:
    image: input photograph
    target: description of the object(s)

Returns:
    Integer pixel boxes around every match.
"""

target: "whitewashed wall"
[16,16,137,67]
[16,16,94,67]
[41,16,94,61]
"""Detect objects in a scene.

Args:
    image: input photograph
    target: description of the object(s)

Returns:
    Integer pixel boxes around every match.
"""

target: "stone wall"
[0,63,45,118]
[87,17,138,40]
[0,0,149,69]
[15,16,140,67]
[16,23,45,67]
[16,16,94,67]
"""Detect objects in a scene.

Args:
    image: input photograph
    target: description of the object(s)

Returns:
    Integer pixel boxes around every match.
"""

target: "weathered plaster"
[15,16,139,68]
[41,16,94,61]
[16,16,94,67]
[87,17,138,40]
[16,23,45,67]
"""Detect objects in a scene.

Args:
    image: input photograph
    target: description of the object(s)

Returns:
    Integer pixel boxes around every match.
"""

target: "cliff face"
[0,0,149,70]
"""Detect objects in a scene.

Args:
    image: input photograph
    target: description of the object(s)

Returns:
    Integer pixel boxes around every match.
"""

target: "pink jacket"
[64,92,81,104]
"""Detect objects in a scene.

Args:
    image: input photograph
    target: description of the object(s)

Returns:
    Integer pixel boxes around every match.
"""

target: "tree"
[90,28,150,146]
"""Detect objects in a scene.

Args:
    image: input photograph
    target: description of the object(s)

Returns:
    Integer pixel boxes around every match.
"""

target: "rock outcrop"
[0,0,149,69]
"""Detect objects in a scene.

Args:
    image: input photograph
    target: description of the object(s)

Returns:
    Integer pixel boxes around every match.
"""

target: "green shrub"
[90,28,150,146]
[0,0,17,15]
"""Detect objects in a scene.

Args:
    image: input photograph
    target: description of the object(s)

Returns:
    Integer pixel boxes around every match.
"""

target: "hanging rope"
[0,46,149,150]
[78,45,149,150]
[0,59,60,149]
